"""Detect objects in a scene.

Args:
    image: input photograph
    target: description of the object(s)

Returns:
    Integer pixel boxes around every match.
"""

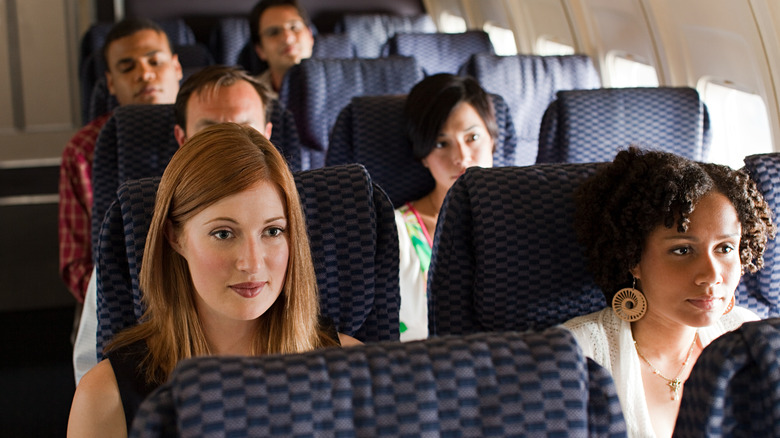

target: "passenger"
[67,123,361,437]
[250,0,314,97]
[397,73,497,341]
[72,65,276,384]
[563,147,775,438]
[58,18,182,306]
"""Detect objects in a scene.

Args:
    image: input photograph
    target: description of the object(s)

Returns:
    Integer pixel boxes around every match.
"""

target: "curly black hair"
[575,146,775,302]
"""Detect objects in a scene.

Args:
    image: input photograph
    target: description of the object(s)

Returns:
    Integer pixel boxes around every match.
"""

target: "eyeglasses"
[261,20,307,39]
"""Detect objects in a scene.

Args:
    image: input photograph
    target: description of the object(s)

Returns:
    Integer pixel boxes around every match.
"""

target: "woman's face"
[422,102,494,192]
[631,191,742,328]
[170,180,290,326]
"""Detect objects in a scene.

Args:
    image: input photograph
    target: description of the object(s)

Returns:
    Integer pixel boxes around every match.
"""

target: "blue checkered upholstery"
[130,328,627,437]
[90,103,302,259]
[460,54,601,165]
[383,31,494,76]
[326,93,518,207]
[208,17,250,66]
[737,153,780,318]
[91,105,179,259]
[675,318,780,436]
[428,164,607,337]
[279,56,423,170]
[537,87,713,163]
[96,164,399,358]
[335,13,437,58]
[79,19,197,124]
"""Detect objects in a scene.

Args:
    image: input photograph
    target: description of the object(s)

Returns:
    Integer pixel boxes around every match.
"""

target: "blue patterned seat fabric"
[537,87,713,163]
[383,31,494,75]
[460,54,601,165]
[207,17,250,66]
[90,104,302,261]
[327,93,517,207]
[675,317,780,437]
[428,164,607,337]
[736,153,780,318]
[96,164,399,358]
[279,56,423,170]
[79,19,197,124]
[335,13,437,58]
[130,328,627,438]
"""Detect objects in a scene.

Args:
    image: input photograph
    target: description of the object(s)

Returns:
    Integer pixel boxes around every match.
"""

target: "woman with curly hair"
[564,147,775,438]
[68,123,360,438]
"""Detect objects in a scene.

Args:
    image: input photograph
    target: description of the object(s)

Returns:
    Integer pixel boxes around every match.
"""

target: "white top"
[563,306,759,438]
[394,208,429,342]
[73,267,98,385]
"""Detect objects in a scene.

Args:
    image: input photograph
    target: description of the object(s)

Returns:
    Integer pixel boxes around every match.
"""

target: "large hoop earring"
[612,279,647,322]
[724,296,735,314]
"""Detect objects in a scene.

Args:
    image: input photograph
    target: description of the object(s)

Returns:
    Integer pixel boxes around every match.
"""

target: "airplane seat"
[460,53,601,166]
[278,56,423,170]
[675,317,780,436]
[207,17,250,66]
[130,328,627,437]
[736,153,780,318]
[85,43,215,123]
[537,87,713,163]
[90,102,302,259]
[428,164,607,337]
[326,92,518,207]
[79,19,198,125]
[95,164,400,358]
[334,13,437,58]
[382,31,494,76]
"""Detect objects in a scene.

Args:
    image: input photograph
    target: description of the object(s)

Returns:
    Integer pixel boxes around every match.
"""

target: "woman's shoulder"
[67,360,126,437]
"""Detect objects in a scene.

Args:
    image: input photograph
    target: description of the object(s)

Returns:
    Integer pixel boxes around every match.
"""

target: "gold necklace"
[634,332,698,401]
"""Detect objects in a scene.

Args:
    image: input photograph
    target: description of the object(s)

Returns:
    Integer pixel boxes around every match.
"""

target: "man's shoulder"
[64,113,112,155]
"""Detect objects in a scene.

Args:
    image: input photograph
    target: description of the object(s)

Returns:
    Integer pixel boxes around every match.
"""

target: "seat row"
[96,153,780,436]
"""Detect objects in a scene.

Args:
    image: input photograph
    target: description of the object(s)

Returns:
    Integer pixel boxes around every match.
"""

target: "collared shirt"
[58,113,111,302]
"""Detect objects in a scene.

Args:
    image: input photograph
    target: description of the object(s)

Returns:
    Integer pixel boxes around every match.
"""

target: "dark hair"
[405,74,498,160]
[174,65,272,130]
[575,146,776,302]
[101,18,172,71]
[250,0,311,47]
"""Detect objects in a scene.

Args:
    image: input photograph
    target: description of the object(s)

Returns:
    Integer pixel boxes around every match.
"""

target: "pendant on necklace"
[668,378,683,401]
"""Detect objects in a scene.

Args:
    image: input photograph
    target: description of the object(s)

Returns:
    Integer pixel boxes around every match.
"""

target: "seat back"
[279,56,423,169]
[96,164,399,357]
[428,164,606,337]
[90,103,301,256]
[537,87,713,163]
[131,328,627,437]
[460,54,601,165]
[326,93,517,207]
[335,13,437,58]
[737,153,780,318]
[675,318,780,436]
[384,31,494,75]
[207,17,250,66]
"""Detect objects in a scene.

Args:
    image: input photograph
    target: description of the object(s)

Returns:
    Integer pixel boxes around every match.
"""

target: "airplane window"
[700,81,773,169]
[483,22,517,55]
[607,53,659,88]
[439,11,467,33]
[536,37,575,56]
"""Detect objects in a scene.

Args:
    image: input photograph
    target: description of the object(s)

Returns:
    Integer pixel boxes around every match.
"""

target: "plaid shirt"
[58,114,111,302]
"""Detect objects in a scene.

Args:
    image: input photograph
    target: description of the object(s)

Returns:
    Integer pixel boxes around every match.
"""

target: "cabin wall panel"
[0,0,15,132]
[505,0,575,54]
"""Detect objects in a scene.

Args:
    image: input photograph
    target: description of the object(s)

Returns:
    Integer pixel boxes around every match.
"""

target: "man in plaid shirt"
[58,18,182,303]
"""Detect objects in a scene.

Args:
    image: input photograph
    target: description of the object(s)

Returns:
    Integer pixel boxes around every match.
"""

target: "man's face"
[255,5,314,75]
[174,80,272,146]
[105,29,182,106]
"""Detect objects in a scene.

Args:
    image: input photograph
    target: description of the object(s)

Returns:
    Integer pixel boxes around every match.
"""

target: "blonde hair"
[106,123,336,384]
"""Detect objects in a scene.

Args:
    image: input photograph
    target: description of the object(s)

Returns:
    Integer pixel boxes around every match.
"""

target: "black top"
[108,316,341,431]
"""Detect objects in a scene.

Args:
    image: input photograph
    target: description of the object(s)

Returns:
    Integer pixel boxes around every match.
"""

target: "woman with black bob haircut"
[564,146,775,438]
[396,73,497,341]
